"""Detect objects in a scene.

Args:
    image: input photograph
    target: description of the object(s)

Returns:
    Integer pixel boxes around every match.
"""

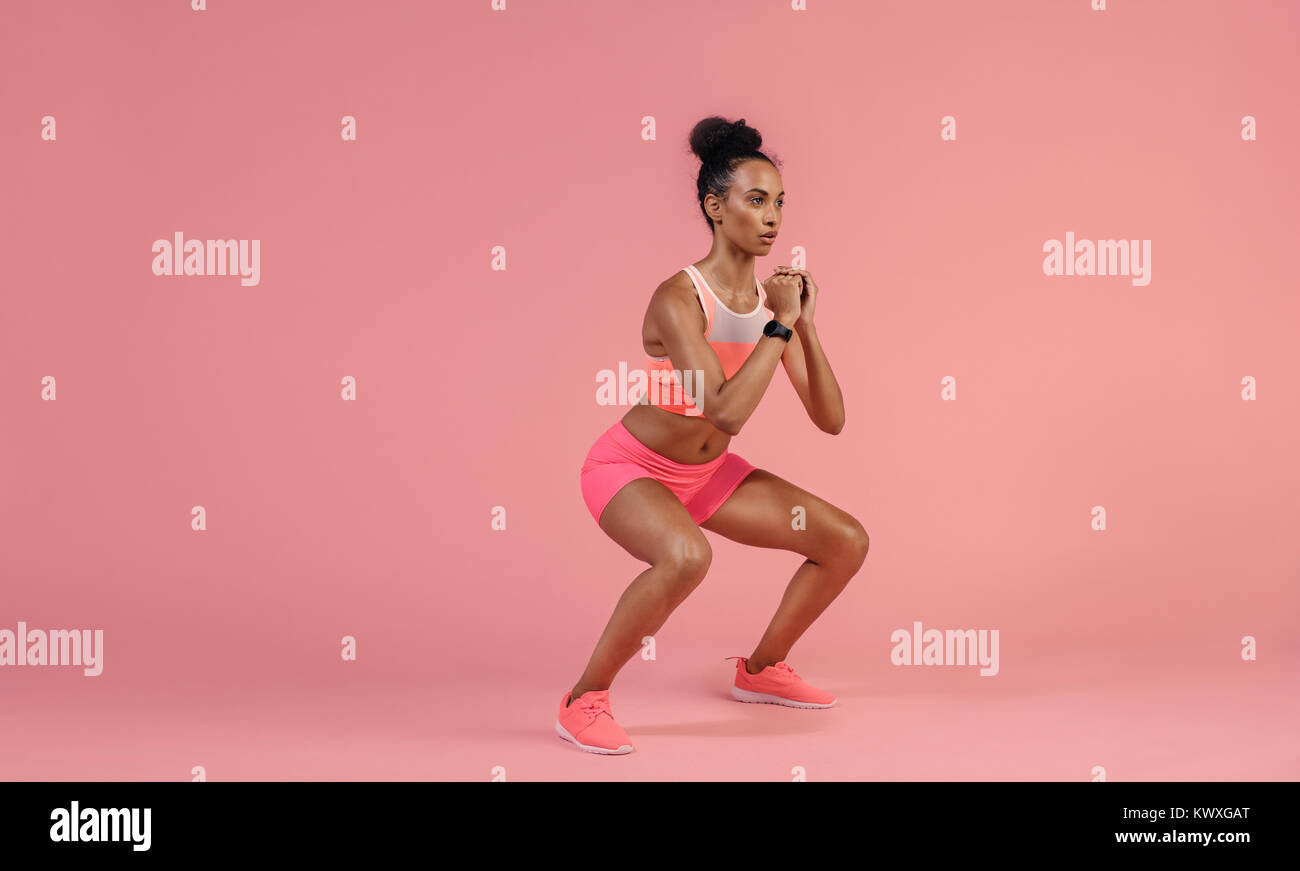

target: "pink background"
[2,0,1297,781]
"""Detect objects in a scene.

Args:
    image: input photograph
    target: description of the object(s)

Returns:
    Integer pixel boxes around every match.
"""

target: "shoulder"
[653,268,693,298]
[644,269,707,330]
[647,269,700,311]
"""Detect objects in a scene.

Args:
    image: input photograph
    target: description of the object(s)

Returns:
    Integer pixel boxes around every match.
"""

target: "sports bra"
[642,264,772,417]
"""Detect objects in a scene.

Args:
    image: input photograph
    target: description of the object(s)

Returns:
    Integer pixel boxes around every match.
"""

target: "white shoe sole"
[555,720,634,754]
[731,686,837,708]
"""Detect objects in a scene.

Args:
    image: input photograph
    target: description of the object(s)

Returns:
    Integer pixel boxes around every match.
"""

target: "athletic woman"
[558,116,870,754]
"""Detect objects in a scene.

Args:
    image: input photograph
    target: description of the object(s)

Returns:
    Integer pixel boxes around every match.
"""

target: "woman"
[559,116,870,754]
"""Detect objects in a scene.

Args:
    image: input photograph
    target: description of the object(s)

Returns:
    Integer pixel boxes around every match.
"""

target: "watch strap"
[763,318,793,342]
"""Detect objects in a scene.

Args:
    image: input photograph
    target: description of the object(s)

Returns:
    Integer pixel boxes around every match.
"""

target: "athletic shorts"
[580,420,757,527]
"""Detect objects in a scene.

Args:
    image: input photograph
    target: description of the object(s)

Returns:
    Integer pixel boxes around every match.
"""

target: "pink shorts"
[580,420,757,526]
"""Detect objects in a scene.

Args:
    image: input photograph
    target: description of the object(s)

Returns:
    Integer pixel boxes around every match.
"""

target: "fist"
[762,272,803,323]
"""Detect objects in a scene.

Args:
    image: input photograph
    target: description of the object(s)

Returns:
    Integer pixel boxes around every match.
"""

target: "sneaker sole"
[555,720,634,754]
[731,686,837,708]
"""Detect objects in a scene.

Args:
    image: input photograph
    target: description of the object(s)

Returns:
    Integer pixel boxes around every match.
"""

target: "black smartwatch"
[763,318,793,342]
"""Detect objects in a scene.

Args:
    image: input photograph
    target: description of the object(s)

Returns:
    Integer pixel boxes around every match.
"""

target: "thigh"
[699,467,866,563]
[598,476,712,567]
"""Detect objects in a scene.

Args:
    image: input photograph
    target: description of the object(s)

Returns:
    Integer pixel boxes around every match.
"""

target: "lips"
[760,233,777,241]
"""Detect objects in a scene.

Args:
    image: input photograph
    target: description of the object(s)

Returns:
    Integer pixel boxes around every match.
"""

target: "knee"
[658,536,712,590]
[827,516,869,573]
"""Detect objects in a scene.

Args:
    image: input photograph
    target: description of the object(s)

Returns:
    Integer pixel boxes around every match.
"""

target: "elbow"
[704,394,740,436]
[713,415,741,437]
[709,407,741,436]
[823,415,845,435]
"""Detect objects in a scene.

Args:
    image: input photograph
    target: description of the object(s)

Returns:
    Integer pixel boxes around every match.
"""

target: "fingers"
[773,266,814,293]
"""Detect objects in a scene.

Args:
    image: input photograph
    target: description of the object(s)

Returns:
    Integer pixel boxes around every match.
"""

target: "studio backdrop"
[2,0,1297,781]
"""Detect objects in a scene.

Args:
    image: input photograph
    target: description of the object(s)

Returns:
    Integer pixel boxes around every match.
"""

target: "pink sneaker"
[725,656,837,708]
[555,689,635,754]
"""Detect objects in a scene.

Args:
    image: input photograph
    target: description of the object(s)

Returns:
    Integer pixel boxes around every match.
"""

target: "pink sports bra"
[642,264,772,416]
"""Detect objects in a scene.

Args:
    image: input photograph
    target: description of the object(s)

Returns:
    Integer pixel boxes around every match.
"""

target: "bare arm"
[772,267,844,434]
[778,324,846,434]
[647,277,800,436]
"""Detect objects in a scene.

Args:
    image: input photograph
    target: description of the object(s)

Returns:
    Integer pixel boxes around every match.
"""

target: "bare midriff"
[619,403,731,464]
[621,266,763,463]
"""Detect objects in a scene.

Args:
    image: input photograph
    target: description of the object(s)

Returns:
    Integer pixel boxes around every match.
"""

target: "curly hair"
[688,116,781,234]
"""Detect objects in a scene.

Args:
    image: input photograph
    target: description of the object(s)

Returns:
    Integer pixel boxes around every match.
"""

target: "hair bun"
[689,116,763,164]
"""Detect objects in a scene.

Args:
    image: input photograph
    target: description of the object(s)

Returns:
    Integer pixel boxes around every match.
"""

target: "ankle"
[568,683,606,705]
[744,659,771,675]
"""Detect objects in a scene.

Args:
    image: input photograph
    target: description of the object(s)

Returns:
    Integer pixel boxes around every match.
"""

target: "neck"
[699,242,756,296]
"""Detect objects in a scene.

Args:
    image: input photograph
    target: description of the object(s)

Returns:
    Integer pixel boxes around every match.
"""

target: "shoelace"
[725,656,801,680]
[577,696,611,722]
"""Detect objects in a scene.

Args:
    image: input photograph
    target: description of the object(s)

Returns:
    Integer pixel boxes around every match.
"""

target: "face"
[706,159,783,254]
